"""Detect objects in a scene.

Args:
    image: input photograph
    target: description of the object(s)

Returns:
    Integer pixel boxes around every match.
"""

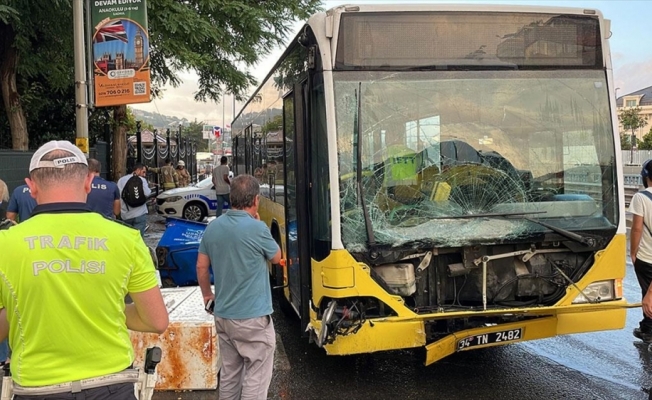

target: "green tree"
[0,0,321,177]
[110,0,321,178]
[621,133,639,150]
[147,0,319,102]
[639,127,652,150]
[0,1,73,150]
[261,114,283,134]
[619,107,646,150]
[184,120,209,152]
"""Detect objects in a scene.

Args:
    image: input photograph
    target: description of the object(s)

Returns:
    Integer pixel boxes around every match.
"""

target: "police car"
[155,175,230,222]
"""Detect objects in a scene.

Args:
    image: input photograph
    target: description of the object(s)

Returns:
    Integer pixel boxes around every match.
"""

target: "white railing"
[622,150,652,166]
[624,173,643,188]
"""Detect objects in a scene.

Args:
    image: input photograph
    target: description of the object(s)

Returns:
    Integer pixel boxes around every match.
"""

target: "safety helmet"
[641,159,652,188]
[177,160,185,167]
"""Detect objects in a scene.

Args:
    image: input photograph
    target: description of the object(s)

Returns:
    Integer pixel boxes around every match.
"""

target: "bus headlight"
[572,280,619,304]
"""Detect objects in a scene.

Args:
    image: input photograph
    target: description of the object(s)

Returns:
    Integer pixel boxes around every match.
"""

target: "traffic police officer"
[0,140,168,399]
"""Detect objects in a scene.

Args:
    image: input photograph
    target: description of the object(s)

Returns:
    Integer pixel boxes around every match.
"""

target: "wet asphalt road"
[146,217,651,400]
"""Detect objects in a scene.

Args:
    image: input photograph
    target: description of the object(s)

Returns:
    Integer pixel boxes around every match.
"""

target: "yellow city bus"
[231,4,630,365]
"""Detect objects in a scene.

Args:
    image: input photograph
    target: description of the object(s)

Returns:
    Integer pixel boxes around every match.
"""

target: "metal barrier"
[127,124,198,192]
[0,142,110,193]
[624,173,643,188]
[622,150,652,166]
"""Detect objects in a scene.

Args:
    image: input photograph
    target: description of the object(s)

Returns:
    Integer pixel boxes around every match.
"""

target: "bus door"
[283,82,312,330]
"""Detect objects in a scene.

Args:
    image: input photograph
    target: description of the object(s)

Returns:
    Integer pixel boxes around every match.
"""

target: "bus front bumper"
[316,300,639,365]
[424,300,637,365]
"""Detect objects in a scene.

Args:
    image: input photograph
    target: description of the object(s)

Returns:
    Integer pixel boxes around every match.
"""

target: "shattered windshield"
[335,70,617,251]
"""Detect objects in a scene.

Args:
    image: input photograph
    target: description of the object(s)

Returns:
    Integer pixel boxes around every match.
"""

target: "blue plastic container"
[155,217,212,287]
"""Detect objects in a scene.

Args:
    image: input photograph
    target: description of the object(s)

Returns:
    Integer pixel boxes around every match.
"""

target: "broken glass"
[334,70,617,251]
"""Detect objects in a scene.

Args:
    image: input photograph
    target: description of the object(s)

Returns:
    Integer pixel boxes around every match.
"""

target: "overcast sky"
[131,0,652,126]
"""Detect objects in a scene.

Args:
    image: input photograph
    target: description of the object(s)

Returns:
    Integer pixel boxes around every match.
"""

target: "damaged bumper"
[307,299,638,365]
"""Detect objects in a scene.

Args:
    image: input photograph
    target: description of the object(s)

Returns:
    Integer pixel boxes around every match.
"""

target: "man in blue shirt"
[6,183,37,223]
[197,174,281,400]
[86,158,120,219]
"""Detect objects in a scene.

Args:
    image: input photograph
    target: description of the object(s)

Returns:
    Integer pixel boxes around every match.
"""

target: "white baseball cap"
[178,160,185,166]
[29,140,88,172]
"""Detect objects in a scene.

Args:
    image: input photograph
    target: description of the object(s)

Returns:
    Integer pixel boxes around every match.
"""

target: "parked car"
[156,176,229,221]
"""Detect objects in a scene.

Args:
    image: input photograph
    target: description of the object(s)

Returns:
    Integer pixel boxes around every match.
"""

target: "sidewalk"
[144,213,167,249]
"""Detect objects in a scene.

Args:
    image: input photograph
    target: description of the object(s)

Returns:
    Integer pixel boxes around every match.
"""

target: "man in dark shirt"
[86,158,120,219]
[6,183,37,223]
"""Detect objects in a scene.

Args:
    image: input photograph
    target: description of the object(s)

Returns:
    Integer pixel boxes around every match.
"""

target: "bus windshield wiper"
[355,82,376,249]
[524,217,596,247]
[431,211,547,220]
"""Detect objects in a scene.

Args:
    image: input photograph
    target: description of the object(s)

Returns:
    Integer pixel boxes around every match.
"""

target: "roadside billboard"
[202,125,213,140]
[90,0,151,107]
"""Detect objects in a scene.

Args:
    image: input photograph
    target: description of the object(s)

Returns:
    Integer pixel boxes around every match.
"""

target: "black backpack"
[121,174,148,208]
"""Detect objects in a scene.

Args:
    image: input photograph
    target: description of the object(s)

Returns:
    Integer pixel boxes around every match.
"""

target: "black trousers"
[635,258,652,332]
[14,383,136,400]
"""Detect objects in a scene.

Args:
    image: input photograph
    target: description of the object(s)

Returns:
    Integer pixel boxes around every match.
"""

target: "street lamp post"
[73,0,89,154]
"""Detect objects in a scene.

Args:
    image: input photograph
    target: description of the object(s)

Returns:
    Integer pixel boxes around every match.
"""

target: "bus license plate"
[457,328,523,351]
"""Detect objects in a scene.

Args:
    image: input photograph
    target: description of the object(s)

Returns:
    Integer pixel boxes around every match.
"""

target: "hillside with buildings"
[131,108,190,130]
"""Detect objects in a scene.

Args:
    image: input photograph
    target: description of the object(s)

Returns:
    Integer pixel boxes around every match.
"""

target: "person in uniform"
[176,160,190,187]
[86,158,121,218]
[6,182,37,223]
[150,159,178,191]
[0,140,168,399]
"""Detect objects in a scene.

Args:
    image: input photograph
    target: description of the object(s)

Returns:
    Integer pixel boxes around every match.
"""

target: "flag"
[95,20,128,43]
[213,126,221,138]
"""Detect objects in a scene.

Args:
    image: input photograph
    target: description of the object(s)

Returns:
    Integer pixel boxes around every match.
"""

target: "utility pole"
[73,0,89,154]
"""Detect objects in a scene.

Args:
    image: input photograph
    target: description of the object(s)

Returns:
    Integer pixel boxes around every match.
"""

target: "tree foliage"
[261,114,283,134]
[184,120,209,152]
[619,107,647,150]
[0,0,74,149]
[639,127,652,151]
[108,0,321,178]
[0,0,322,179]
[147,0,320,102]
[621,132,639,150]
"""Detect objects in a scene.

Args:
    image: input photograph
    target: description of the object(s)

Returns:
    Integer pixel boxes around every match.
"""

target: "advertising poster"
[202,125,214,140]
[90,0,151,107]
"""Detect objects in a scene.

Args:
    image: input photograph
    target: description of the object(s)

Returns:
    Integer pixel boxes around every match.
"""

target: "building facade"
[616,86,652,143]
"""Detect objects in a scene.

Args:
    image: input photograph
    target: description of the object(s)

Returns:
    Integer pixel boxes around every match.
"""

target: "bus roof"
[233,3,607,124]
[323,3,603,17]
